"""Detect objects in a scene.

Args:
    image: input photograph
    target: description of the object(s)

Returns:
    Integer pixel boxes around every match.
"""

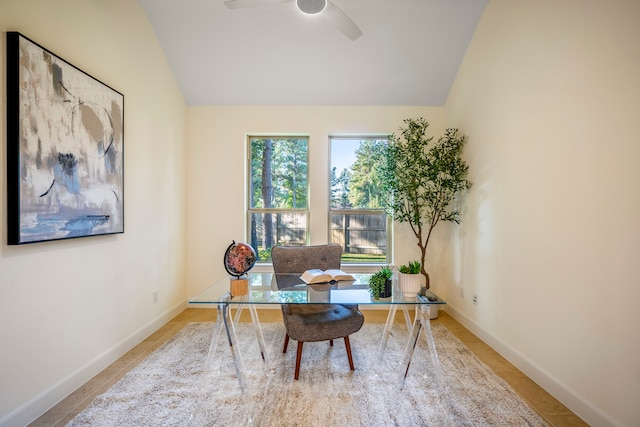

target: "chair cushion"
[283,304,364,342]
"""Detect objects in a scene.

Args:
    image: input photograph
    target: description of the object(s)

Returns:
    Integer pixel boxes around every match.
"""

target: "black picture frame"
[6,32,124,244]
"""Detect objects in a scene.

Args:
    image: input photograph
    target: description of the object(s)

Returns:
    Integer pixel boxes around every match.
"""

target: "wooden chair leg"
[344,336,355,371]
[295,341,304,380]
[283,334,290,353]
[330,339,334,346]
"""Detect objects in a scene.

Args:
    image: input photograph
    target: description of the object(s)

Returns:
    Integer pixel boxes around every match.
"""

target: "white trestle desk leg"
[377,303,418,362]
[232,299,244,327]
[399,305,422,390]
[402,304,413,331]
[399,304,447,396]
[248,303,269,365]
[192,300,250,423]
[205,299,248,394]
[191,305,227,424]
[419,305,447,401]
[377,304,397,361]
[221,302,248,393]
[233,296,268,366]
[205,300,226,371]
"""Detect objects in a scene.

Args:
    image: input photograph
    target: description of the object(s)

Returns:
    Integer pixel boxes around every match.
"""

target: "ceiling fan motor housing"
[297,0,327,15]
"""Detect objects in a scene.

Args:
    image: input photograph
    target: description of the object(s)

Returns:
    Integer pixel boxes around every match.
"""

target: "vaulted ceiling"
[136,0,488,106]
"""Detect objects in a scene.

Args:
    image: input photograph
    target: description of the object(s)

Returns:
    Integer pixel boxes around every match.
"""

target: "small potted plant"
[398,260,422,297]
[368,266,393,300]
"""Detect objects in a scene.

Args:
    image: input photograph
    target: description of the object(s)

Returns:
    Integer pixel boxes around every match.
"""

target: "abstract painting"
[6,32,124,244]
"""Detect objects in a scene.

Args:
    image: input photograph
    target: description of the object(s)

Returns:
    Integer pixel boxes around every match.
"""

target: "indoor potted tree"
[368,266,393,300]
[380,118,472,289]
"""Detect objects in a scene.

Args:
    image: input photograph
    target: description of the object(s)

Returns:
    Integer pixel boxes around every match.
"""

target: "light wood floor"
[30,308,588,426]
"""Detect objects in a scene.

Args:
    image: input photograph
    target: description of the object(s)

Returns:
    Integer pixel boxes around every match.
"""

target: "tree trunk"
[419,243,430,289]
[262,139,274,251]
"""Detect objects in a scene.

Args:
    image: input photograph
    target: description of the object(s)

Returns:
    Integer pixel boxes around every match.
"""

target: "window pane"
[250,138,308,209]
[249,212,308,262]
[330,138,388,209]
[330,137,390,263]
[330,212,387,263]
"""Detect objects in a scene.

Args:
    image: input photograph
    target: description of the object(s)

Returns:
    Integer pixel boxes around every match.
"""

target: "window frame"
[246,134,310,263]
[328,135,393,266]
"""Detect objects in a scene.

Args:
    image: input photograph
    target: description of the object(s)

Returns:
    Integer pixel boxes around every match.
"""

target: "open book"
[300,269,355,284]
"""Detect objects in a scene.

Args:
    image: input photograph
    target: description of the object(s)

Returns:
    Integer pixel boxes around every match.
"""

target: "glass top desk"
[189,273,447,395]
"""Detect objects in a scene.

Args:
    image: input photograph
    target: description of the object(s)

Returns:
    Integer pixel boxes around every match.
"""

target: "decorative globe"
[223,241,257,278]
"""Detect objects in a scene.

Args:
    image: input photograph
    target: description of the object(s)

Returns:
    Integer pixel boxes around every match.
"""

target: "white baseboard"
[444,304,619,427]
[1,301,186,427]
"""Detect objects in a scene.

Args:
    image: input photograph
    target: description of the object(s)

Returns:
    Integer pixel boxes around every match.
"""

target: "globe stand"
[230,276,249,296]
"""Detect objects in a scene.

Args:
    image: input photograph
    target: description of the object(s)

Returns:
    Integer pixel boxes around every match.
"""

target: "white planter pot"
[398,272,421,298]
[429,305,439,320]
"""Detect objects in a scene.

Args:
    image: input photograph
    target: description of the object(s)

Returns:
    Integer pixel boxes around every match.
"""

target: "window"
[330,136,390,264]
[248,136,309,262]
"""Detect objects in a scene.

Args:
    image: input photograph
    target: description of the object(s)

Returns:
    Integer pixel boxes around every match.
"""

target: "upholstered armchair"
[271,244,364,380]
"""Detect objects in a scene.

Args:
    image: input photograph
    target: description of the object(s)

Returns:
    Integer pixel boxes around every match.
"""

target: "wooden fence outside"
[251,212,387,257]
[330,213,387,255]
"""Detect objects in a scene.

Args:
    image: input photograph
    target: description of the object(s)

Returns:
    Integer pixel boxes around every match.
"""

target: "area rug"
[68,322,549,426]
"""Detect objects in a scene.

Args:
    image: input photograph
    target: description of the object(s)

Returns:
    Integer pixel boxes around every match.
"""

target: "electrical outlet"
[153,291,158,304]
[473,294,478,305]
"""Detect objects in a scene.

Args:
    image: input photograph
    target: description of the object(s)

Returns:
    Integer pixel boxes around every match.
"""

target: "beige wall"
[2,0,638,426]
[446,1,640,426]
[186,105,453,297]
[0,1,187,425]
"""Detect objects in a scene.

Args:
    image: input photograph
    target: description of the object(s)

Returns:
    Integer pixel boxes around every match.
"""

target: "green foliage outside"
[341,253,386,263]
[257,249,272,261]
[331,139,388,210]
[330,167,351,209]
[349,140,388,208]
[250,138,308,210]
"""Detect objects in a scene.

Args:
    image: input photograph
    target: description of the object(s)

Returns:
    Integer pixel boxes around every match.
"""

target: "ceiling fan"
[224,0,363,40]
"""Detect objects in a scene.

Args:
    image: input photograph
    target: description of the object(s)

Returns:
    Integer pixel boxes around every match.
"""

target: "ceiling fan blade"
[323,1,362,40]
[224,0,293,9]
